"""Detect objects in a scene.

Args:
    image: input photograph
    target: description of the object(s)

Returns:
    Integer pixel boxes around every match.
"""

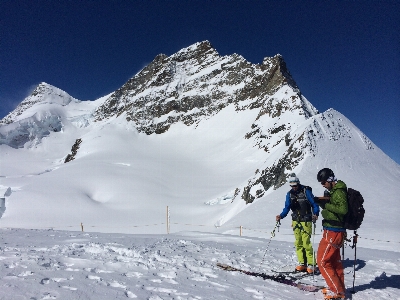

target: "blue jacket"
[279,185,320,219]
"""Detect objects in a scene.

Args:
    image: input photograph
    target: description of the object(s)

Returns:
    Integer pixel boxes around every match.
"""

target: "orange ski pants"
[317,229,346,294]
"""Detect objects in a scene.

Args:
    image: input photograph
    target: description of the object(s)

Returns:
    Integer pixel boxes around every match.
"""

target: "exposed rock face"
[93,41,317,135]
[241,134,306,203]
[64,138,82,163]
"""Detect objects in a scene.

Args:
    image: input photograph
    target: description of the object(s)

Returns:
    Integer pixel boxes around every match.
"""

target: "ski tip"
[216,263,240,271]
[296,283,325,292]
[216,263,235,270]
[296,284,319,292]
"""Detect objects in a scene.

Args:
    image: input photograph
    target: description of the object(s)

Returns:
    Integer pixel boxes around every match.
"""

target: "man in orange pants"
[315,168,348,300]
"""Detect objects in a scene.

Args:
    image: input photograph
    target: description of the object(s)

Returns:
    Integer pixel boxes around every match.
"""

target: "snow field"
[0,228,399,300]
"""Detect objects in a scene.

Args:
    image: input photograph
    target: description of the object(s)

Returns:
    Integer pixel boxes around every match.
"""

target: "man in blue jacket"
[276,174,319,273]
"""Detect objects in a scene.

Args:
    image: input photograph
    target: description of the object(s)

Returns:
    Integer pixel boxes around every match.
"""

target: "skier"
[276,174,319,274]
[315,168,348,299]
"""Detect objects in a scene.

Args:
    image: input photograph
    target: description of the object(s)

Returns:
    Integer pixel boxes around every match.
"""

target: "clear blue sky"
[1,1,399,164]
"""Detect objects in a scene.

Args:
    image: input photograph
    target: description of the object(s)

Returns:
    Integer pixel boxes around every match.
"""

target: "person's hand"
[312,215,318,223]
[276,215,281,222]
[314,197,327,208]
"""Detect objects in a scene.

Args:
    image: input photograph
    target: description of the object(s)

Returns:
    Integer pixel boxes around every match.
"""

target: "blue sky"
[1,1,399,164]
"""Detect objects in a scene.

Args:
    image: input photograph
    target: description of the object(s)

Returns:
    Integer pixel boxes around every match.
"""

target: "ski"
[271,270,311,281]
[216,263,323,292]
[272,268,320,279]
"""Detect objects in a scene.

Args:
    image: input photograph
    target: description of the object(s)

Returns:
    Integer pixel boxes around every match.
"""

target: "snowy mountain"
[1,40,400,300]
[0,41,399,253]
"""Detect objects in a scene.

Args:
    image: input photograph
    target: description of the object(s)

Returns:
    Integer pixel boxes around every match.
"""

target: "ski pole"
[342,242,345,261]
[259,220,280,270]
[312,220,316,281]
[351,231,359,294]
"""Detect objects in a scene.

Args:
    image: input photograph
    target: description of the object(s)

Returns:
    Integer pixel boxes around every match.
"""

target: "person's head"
[288,174,300,190]
[317,168,337,190]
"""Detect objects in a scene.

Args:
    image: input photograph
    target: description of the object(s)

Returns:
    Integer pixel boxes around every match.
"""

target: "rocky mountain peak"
[93,41,315,136]
[172,40,218,62]
[31,82,55,96]
[262,54,298,91]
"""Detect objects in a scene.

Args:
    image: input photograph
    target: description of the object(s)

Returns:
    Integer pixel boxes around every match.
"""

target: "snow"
[1,229,399,300]
[1,85,400,299]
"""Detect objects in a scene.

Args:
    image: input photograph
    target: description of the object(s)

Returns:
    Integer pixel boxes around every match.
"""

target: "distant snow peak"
[31,82,57,96]
[27,82,74,106]
[0,82,76,125]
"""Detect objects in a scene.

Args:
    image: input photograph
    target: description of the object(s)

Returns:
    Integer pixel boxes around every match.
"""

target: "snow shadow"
[350,273,400,296]
[0,197,5,218]
[342,258,366,271]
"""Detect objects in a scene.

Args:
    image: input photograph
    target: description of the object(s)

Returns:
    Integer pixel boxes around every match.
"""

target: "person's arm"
[325,189,348,216]
[305,189,320,216]
[277,192,291,220]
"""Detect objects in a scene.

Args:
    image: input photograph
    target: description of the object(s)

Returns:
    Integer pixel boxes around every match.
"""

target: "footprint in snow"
[84,267,113,274]
[61,285,78,291]
[18,270,34,277]
[87,275,102,281]
[41,292,57,299]
[108,280,126,289]
[123,271,143,278]
[125,290,137,298]
[52,277,68,283]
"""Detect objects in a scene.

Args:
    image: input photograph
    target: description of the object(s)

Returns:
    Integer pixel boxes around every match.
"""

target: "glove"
[314,196,326,209]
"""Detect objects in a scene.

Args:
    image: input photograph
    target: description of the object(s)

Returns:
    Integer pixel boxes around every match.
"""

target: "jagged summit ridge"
[93,41,317,134]
[173,40,219,62]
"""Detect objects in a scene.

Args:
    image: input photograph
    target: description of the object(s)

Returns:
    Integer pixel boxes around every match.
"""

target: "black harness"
[290,186,312,222]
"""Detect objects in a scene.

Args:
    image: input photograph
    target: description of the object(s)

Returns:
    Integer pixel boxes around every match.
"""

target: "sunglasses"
[320,181,327,185]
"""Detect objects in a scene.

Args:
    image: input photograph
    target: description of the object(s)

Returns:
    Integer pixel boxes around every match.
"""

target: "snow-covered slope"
[0,41,399,258]
[219,109,400,252]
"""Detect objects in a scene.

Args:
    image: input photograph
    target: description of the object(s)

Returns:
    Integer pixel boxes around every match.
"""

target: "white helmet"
[288,173,300,186]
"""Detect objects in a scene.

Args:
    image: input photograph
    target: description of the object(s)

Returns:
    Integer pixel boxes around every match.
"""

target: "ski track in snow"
[0,229,399,300]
